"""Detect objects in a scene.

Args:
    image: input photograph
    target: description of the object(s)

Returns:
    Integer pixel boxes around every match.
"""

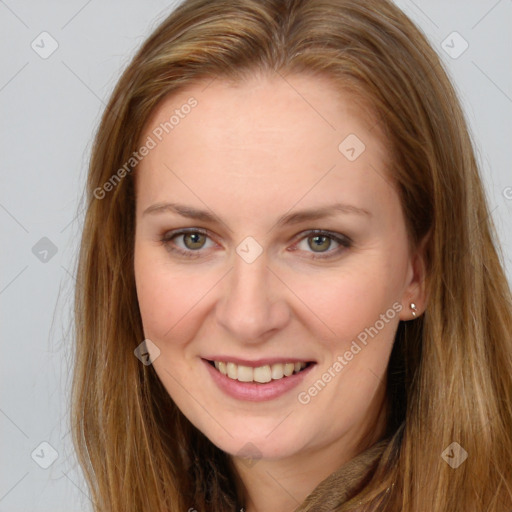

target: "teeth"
[218,361,227,375]
[271,363,284,380]
[253,365,272,383]
[212,360,307,383]
[237,365,253,382]
[283,363,294,376]
[227,362,238,379]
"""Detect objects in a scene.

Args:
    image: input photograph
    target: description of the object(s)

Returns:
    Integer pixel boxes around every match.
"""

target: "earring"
[410,303,417,318]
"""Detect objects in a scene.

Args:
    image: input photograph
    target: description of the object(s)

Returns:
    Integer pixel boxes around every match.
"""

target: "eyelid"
[161,227,211,241]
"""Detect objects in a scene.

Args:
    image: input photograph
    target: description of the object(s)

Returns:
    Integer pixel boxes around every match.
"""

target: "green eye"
[294,230,352,259]
[161,228,214,258]
[308,235,332,252]
[161,228,352,260]
[182,232,207,250]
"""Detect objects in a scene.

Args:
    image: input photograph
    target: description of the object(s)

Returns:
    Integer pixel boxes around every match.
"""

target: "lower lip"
[202,359,315,402]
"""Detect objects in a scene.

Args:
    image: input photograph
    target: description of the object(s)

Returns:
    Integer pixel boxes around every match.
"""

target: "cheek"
[291,259,403,343]
[134,245,214,345]
[134,244,178,340]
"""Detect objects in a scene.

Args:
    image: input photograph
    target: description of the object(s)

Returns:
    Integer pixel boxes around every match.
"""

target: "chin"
[191,413,313,461]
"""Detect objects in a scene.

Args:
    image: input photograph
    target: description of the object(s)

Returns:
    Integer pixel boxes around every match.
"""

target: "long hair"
[71,0,512,510]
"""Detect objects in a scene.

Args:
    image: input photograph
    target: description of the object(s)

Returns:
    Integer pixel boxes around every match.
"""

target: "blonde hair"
[71,0,512,510]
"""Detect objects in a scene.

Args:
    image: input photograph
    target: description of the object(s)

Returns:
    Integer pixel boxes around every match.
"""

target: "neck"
[232,389,390,512]
[236,442,360,512]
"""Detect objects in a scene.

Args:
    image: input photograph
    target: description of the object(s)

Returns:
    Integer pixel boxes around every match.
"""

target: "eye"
[160,228,216,258]
[292,230,352,259]
[160,228,352,260]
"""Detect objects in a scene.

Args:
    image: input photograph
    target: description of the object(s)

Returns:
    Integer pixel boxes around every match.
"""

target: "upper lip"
[203,356,315,367]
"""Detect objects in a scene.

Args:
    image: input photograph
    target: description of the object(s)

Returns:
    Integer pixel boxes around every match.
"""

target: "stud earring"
[410,303,417,318]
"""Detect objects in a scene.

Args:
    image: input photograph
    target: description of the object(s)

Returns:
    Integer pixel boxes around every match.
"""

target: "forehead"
[142,72,383,151]
[134,74,395,222]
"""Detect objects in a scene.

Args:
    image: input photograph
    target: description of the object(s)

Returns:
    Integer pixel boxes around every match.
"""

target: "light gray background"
[1,1,511,510]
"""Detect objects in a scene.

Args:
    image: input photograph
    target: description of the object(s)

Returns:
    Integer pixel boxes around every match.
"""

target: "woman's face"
[134,74,423,463]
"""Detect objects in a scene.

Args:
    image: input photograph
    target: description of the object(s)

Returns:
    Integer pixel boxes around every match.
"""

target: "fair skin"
[133,73,426,512]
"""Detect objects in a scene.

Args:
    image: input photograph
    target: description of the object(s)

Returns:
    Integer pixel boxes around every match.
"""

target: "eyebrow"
[142,201,371,226]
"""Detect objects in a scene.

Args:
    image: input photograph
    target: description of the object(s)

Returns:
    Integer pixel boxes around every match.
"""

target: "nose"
[215,251,290,343]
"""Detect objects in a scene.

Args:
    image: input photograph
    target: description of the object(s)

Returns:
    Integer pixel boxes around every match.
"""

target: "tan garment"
[296,438,390,512]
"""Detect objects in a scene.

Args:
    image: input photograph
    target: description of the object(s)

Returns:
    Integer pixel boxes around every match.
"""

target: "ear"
[399,232,429,321]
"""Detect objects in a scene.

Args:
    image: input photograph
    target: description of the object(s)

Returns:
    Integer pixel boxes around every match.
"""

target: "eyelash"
[159,228,352,260]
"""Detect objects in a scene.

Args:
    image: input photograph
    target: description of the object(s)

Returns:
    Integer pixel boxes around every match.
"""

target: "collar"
[295,437,391,511]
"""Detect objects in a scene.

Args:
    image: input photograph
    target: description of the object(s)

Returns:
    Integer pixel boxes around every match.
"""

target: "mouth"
[205,359,314,384]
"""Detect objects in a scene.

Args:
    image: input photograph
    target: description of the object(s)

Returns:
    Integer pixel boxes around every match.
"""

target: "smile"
[203,358,315,401]
[209,360,310,383]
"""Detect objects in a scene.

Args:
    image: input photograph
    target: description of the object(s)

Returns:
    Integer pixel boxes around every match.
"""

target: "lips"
[203,358,316,402]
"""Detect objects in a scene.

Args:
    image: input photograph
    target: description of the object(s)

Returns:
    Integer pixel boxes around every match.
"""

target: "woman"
[71,0,512,511]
